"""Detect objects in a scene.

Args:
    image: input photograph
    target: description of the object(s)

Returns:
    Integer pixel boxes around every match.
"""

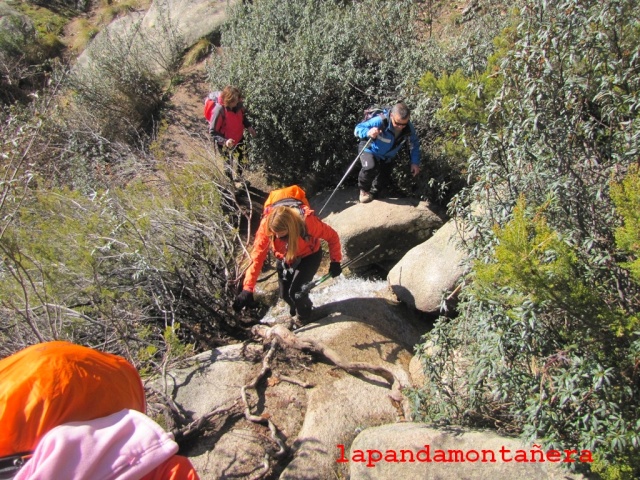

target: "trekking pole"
[295,244,380,299]
[317,137,372,216]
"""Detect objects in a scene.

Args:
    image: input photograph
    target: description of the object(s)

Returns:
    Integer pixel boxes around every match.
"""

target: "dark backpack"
[360,106,411,148]
[362,106,390,129]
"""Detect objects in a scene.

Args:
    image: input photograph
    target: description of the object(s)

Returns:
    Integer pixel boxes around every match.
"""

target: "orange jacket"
[243,206,342,292]
[0,341,199,480]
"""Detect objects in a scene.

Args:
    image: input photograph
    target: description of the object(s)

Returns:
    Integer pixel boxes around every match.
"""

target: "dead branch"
[251,324,409,418]
[274,372,314,388]
[171,400,243,444]
[240,339,289,479]
[446,282,463,301]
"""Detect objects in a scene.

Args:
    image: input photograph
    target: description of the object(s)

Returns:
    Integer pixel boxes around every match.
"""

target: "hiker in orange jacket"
[0,341,199,480]
[233,204,343,321]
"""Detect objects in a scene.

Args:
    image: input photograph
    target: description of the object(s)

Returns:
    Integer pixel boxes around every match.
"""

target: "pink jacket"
[15,409,184,480]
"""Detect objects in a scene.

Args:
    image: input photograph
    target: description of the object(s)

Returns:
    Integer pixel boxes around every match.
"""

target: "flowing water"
[259,276,391,325]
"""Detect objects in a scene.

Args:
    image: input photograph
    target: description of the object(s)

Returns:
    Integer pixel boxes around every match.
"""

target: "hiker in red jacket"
[234,204,343,321]
[208,86,256,179]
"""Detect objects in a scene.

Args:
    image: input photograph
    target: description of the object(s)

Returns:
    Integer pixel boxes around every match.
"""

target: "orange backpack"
[0,341,146,458]
[262,185,310,217]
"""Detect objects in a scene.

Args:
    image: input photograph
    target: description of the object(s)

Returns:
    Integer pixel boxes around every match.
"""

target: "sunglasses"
[393,117,409,127]
[273,232,289,240]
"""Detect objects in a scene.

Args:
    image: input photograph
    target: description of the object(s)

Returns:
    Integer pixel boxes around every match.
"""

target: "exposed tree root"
[152,323,409,477]
[251,324,410,419]
[172,400,243,444]
[241,338,290,480]
[273,372,314,388]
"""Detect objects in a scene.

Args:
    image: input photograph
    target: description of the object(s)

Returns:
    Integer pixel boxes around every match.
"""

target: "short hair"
[220,86,242,106]
[391,102,410,120]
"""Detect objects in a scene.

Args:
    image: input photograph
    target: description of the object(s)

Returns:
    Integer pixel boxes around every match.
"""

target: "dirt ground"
[158,61,271,195]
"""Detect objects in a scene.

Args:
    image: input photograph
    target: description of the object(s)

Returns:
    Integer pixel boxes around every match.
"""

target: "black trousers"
[216,142,247,181]
[357,140,393,194]
[277,249,322,318]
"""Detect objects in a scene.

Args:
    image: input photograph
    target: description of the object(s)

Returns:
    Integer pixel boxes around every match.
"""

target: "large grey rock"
[159,343,262,418]
[388,218,467,312]
[349,423,587,479]
[279,315,413,480]
[324,195,446,270]
[142,0,228,46]
[0,3,35,45]
[76,0,233,75]
[153,343,269,478]
[310,283,427,350]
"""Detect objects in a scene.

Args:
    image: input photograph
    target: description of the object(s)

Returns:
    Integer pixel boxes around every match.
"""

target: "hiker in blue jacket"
[353,102,421,203]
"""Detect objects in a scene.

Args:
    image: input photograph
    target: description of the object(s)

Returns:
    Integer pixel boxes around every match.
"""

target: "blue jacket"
[354,111,421,166]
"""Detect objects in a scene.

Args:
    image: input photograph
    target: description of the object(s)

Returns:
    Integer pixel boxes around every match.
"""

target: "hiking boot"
[359,190,373,204]
[295,308,314,327]
[295,298,315,322]
[290,317,304,331]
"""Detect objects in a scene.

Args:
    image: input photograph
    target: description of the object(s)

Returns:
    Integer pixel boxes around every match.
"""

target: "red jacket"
[243,207,342,292]
[210,102,249,144]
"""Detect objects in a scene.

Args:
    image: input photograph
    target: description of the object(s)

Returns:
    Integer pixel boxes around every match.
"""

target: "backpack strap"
[0,451,31,478]
[270,198,305,209]
[263,198,307,218]
[378,112,389,131]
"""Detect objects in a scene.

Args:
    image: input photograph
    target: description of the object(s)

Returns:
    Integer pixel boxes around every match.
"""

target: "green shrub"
[207,0,428,190]
[0,154,246,369]
[610,165,640,282]
[414,0,640,475]
[69,4,185,143]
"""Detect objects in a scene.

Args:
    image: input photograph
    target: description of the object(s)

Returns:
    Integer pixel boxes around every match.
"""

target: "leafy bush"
[207,0,428,190]
[610,165,640,282]
[69,4,184,143]
[0,144,248,369]
[415,11,516,204]
[414,0,640,475]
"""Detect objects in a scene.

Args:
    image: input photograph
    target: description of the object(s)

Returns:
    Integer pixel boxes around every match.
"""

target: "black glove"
[233,290,254,311]
[329,262,342,278]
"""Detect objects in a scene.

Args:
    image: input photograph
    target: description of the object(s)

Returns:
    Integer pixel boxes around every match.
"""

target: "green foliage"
[410,6,513,203]
[474,196,587,309]
[591,452,638,480]
[419,67,501,163]
[182,39,212,68]
[69,4,185,142]
[417,18,515,194]
[14,2,68,38]
[208,0,428,189]
[414,0,640,475]
[0,153,247,368]
[97,0,141,25]
[610,165,640,281]
[69,18,100,54]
